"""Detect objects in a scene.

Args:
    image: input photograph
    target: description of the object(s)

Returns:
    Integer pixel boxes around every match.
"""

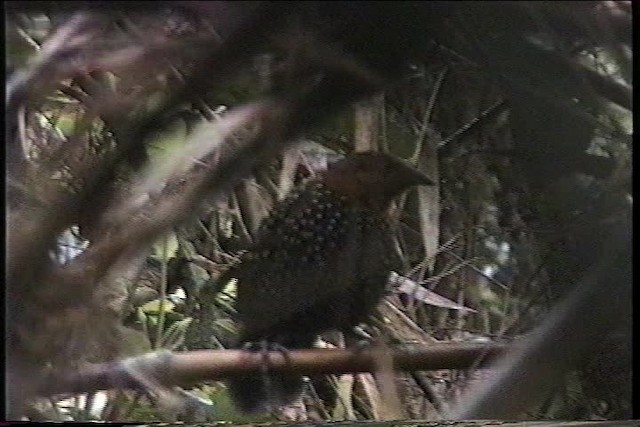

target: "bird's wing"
[233,186,365,338]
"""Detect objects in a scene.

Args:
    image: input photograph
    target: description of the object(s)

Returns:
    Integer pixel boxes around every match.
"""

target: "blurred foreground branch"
[450,215,632,419]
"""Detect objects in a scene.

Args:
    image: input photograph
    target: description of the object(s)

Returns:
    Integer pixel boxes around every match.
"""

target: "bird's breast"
[254,181,388,266]
[234,181,396,339]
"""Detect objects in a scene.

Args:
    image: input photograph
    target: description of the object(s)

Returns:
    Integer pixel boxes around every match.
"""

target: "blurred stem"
[410,66,447,164]
[104,389,128,421]
[354,94,384,153]
[498,279,513,335]
[122,391,143,420]
[48,397,62,420]
[155,235,169,350]
[73,395,80,416]
[230,190,253,245]
[306,379,331,419]
[83,391,95,420]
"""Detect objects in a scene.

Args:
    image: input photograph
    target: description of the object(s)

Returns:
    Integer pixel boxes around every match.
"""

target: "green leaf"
[151,232,180,259]
[141,298,175,314]
[136,308,149,337]
[160,317,193,350]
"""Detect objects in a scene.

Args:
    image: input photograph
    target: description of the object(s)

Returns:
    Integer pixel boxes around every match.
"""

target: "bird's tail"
[227,369,306,414]
[227,335,315,414]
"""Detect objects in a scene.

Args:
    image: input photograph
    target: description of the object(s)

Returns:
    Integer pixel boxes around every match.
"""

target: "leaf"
[277,147,301,200]
[355,373,382,419]
[160,318,193,350]
[140,298,175,314]
[331,374,356,420]
[152,232,179,259]
[213,318,238,335]
[416,169,439,273]
[414,82,444,274]
[388,272,477,313]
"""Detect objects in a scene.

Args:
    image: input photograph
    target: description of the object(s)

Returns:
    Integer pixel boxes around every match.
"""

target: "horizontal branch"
[39,343,509,396]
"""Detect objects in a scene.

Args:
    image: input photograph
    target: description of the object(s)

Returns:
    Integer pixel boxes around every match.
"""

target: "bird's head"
[321,151,434,212]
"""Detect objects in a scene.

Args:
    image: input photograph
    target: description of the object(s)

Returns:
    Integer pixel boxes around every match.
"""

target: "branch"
[39,343,509,397]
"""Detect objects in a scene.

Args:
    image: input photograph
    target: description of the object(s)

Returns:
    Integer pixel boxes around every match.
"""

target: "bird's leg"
[241,340,286,390]
[240,340,294,411]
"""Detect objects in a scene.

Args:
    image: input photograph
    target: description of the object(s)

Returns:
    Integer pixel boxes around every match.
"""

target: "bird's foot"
[240,340,293,386]
[241,340,292,365]
[239,340,295,412]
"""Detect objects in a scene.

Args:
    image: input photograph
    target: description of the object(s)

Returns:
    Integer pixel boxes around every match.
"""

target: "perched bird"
[224,151,433,414]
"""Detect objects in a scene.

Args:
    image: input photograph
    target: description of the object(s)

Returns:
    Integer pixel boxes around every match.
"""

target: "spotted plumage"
[224,152,433,414]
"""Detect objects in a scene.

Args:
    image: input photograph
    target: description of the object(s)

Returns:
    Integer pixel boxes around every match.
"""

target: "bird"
[223,151,434,414]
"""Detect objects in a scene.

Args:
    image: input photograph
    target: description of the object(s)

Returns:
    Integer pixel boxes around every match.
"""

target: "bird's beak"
[396,159,435,186]
[409,168,435,186]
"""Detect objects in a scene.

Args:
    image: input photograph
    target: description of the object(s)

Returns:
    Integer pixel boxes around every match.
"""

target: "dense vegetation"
[6,1,632,423]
